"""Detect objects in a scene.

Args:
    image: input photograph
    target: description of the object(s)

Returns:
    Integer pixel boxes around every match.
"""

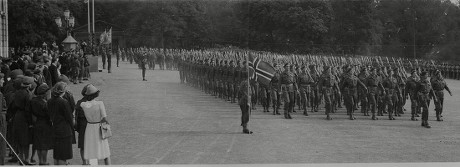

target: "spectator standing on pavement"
[29,83,52,165]
[48,82,74,165]
[75,84,89,165]
[48,58,59,86]
[11,76,34,165]
[0,73,7,165]
[80,84,111,165]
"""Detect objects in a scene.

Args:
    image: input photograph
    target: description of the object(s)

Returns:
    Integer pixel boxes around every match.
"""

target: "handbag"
[100,122,112,140]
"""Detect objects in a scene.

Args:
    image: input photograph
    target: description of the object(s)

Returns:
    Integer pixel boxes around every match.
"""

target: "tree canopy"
[8,0,460,61]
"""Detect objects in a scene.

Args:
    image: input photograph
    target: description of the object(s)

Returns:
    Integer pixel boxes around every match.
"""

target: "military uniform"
[280,64,297,119]
[270,65,281,115]
[358,67,369,114]
[365,68,385,120]
[341,66,367,120]
[318,66,340,120]
[416,72,436,128]
[238,79,252,134]
[298,66,314,116]
[430,70,452,121]
[382,69,400,120]
[309,65,320,112]
[405,70,420,120]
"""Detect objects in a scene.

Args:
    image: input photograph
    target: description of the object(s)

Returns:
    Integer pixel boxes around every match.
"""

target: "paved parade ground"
[15,58,460,165]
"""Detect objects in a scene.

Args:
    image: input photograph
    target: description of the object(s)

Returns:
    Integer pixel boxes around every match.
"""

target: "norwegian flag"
[248,54,276,87]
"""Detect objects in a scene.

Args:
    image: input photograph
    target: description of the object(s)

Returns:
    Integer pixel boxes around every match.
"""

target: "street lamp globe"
[69,16,75,27]
[64,9,70,19]
[55,17,62,27]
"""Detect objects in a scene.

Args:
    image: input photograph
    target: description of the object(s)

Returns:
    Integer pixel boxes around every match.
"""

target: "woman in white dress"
[80,84,111,165]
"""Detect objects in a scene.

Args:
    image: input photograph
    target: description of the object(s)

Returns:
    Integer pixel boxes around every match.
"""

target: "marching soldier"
[416,71,437,128]
[280,64,298,119]
[298,65,314,116]
[430,70,453,121]
[358,67,369,115]
[309,65,320,113]
[269,63,281,115]
[366,68,385,120]
[382,68,400,120]
[332,66,341,113]
[395,68,406,115]
[318,66,340,120]
[377,68,386,115]
[341,65,367,120]
[406,69,420,121]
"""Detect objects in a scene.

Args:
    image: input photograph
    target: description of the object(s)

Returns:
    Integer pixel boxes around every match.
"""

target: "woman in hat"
[48,82,74,165]
[30,83,52,165]
[80,84,111,165]
[11,76,34,165]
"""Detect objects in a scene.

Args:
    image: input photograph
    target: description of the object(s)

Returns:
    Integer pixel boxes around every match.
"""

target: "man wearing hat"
[416,71,437,128]
[365,68,385,120]
[318,66,340,120]
[406,69,420,121]
[430,70,452,121]
[280,63,298,119]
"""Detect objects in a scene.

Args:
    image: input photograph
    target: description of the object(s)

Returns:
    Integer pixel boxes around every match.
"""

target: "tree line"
[8,0,460,61]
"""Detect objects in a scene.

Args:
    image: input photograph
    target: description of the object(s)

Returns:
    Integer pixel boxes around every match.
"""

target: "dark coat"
[48,96,73,138]
[75,97,88,148]
[11,88,32,146]
[48,64,59,86]
[42,66,52,87]
[30,96,53,150]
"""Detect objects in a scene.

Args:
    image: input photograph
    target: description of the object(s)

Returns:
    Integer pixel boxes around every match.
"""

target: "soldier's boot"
[411,114,418,121]
[349,112,355,120]
[422,120,431,128]
[303,109,308,116]
[242,125,253,134]
[436,110,443,121]
[325,105,332,120]
[389,111,395,120]
[371,113,378,120]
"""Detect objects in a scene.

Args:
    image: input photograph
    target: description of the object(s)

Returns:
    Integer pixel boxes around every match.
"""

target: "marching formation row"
[167,48,452,130]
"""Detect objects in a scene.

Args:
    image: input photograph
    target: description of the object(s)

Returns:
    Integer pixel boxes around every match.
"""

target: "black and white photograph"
[1,0,460,166]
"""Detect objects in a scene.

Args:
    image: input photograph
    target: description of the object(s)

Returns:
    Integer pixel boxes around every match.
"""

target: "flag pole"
[246,52,251,113]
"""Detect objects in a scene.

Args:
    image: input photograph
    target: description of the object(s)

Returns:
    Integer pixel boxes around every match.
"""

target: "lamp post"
[55,9,77,51]
[55,9,75,37]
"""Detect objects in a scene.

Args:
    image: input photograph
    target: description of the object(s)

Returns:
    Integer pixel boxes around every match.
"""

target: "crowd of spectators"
[0,47,110,165]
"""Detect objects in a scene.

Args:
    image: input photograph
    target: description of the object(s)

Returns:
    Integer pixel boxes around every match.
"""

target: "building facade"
[0,0,7,58]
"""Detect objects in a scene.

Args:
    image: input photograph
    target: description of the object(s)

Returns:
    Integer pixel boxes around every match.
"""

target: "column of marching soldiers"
[119,47,454,129]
